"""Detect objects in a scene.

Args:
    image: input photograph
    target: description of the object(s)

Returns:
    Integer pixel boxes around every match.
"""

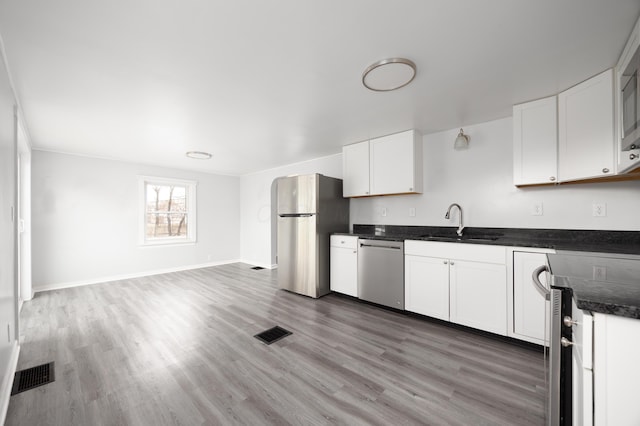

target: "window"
[138,176,196,245]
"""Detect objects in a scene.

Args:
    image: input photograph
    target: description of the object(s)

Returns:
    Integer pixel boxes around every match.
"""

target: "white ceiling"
[1,1,639,175]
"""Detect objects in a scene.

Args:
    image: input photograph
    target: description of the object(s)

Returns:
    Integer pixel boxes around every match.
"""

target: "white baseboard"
[240,259,277,270]
[33,259,242,294]
[0,341,20,426]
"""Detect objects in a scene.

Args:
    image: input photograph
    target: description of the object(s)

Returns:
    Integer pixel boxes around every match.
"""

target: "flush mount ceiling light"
[362,58,417,91]
[185,151,212,159]
[454,128,470,150]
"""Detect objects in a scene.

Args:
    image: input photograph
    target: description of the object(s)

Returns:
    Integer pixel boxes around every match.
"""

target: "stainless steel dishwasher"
[357,239,404,309]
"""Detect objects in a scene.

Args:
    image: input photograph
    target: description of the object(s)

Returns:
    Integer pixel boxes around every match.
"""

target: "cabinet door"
[513,96,558,185]
[369,130,422,195]
[512,252,549,345]
[405,255,450,321]
[330,245,358,297]
[558,69,615,182]
[342,141,370,197]
[450,260,507,336]
[594,313,640,425]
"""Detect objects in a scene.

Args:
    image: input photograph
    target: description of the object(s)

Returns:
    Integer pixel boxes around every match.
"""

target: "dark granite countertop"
[548,252,640,319]
[336,224,640,255]
[337,225,640,319]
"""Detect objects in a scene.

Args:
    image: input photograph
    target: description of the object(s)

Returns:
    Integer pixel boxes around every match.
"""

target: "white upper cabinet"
[558,69,615,182]
[369,130,423,195]
[342,141,370,197]
[513,96,558,186]
[342,129,423,197]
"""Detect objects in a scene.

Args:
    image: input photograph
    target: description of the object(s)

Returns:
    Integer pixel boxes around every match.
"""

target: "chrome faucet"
[445,203,464,237]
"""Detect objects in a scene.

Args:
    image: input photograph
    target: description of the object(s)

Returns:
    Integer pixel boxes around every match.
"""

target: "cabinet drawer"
[330,235,358,249]
[405,240,506,264]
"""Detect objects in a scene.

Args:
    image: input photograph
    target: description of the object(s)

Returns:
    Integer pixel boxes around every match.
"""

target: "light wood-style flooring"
[6,263,546,425]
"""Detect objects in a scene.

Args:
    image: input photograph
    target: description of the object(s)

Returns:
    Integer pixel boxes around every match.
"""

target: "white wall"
[351,117,640,230]
[240,117,640,270]
[31,151,241,290]
[239,153,342,268]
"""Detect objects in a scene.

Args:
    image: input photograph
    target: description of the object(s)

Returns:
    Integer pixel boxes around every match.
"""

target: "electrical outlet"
[531,203,543,216]
[409,208,416,217]
[381,207,387,217]
[592,203,606,217]
[593,266,606,281]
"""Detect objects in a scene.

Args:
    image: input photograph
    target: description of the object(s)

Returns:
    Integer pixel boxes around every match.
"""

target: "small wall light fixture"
[454,128,470,150]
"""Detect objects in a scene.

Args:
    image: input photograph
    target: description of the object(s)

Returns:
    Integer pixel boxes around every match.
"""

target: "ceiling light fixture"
[454,128,470,150]
[362,58,417,91]
[186,151,212,159]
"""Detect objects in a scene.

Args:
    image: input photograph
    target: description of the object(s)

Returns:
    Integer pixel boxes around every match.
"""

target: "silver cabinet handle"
[443,260,448,264]
[365,191,369,194]
[630,153,638,160]
[353,250,357,254]
[631,144,637,149]
[560,337,574,347]
[602,168,610,173]
[450,261,455,266]
[549,176,556,181]
[409,187,413,191]
[532,265,550,300]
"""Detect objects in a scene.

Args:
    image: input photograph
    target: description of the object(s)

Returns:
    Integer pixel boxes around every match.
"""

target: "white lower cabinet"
[593,313,640,425]
[449,260,507,336]
[404,240,507,336]
[330,235,358,297]
[510,251,552,345]
[405,255,450,321]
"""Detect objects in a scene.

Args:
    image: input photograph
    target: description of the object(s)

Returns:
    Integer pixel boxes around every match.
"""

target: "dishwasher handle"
[359,243,402,250]
[532,265,550,300]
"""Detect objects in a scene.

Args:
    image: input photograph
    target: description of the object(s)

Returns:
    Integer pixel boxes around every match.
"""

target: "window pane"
[145,213,188,238]
[145,183,189,239]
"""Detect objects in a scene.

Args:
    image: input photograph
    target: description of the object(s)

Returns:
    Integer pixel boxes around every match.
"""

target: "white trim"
[138,175,197,246]
[0,341,20,426]
[33,259,241,294]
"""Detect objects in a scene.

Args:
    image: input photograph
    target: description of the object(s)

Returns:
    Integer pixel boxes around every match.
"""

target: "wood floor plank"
[6,263,546,425]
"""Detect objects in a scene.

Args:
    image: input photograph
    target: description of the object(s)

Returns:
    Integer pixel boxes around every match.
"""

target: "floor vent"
[251,266,265,270]
[11,362,55,395]
[254,326,292,345]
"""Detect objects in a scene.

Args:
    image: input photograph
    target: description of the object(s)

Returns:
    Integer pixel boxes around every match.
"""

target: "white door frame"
[16,114,32,306]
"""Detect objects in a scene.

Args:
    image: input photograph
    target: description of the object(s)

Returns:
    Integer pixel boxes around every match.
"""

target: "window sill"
[139,239,196,248]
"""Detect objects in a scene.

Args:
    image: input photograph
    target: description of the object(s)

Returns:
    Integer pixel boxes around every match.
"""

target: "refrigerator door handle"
[279,213,314,218]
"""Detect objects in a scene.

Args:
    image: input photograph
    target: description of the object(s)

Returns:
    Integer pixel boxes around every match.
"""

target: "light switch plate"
[381,207,387,217]
[409,208,416,217]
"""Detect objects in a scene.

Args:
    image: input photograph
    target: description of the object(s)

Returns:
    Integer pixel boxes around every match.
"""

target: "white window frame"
[138,175,197,246]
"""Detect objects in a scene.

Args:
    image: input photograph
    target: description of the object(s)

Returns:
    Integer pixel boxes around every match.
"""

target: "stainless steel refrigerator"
[277,174,350,298]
